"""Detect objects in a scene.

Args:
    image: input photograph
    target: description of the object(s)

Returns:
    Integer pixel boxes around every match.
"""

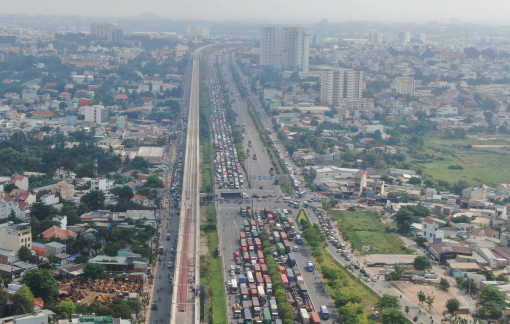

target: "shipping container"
[281,274,289,289]
[310,311,321,324]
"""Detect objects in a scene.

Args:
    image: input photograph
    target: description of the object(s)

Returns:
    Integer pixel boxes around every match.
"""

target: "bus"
[298,191,307,198]
[159,246,164,255]
[231,278,238,293]
[320,305,329,320]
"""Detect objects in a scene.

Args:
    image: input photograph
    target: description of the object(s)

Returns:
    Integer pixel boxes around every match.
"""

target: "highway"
[214,55,340,323]
[229,61,444,323]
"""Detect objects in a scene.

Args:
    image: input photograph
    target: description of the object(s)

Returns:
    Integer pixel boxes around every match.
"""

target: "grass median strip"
[201,204,227,324]
[298,209,379,323]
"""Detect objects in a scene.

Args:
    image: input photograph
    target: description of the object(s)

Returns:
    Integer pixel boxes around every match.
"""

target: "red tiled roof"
[57,181,70,187]
[32,297,44,309]
[423,217,435,224]
[133,195,148,201]
[32,111,55,116]
[10,176,26,183]
[59,92,72,96]
[484,228,497,233]
[42,226,77,240]
[471,231,485,236]
[114,94,128,99]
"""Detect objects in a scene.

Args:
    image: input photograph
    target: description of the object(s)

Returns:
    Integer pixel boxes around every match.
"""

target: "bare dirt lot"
[392,280,458,316]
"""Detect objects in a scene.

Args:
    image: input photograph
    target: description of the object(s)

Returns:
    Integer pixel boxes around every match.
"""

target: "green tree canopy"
[20,268,58,305]
[83,263,106,279]
[119,185,134,200]
[446,298,460,313]
[375,294,401,311]
[80,191,106,210]
[59,300,77,319]
[10,286,34,315]
[413,256,432,270]
[380,308,408,324]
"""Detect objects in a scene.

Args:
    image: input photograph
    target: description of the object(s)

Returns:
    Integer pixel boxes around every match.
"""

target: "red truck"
[260,264,269,276]
[234,251,240,263]
[254,238,262,251]
[288,217,294,227]
[253,264,261,275]
[283,239,291,253]
[247,238,254,250]
[250,284,257,297]
[256,274,264,285]
[310,311,321,324]
[257,251,265,264]
[240,232,246,240]
[280,232,288,241]
[241,239,248,252]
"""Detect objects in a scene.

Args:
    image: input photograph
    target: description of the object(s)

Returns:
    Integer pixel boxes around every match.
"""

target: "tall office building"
[311,35,319,46]
[187,26,210,38]
[108,29,124,43]
[91,22,119,38]
[395,77,415,96]
[320,67,363,106]
[368,32,383,44]
[260,27,310,72]
[397,31,411,45]
[85,105,109,124]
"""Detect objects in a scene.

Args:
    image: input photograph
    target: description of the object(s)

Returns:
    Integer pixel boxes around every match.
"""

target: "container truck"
[280,232,288,241]
[273,231,281,243]
[281,274,289,289]
[283,240,291,253]
[257,285,266,304]
[241,286,249,300]
[241,239,248,252]
[277,243,285,255]
[244,308,252,324]
[233,303,242,318]
[250,285,258,298]
[247,238,254,251]
[253,264,261,275]
[287,253,297,267]
[240,232,246,240]
[299,283,309,300]
[286,268,295,282]
[256,274,264,285]
[310,312,321,324]
[239,274,246,286]
[263,309,271,324]
[269,298,278,318]
[299,308,310,324]
[252,297,261,316]
[246,271,254,284]
[254,238,262,251]
[260,264,268,276]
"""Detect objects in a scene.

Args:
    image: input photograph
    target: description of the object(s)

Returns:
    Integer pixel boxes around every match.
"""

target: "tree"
[380,308,408,324]
[391,264,404,280]
[3,183,18,193]
[59,300,77,319]
[29,202,57,220]
[413,255,432,270]
[119,185,134,200]
[440,277,451,291]
[10,286,35,315]
[405,305,410,315]
[375,294,401,311]
[417,291,426,305]
[18,245,33,262]
[446,298,460,313]
[394,209,417,233]
[425,295,435,309]
[144,174,163,188]
[496,273,509,282]
[83,263,106,279]
[80,190,106,210]
[20,269,59,304]
[337,306,360,324]
[478,269,496,281]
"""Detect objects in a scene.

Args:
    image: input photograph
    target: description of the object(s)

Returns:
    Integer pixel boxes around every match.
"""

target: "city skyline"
[3,0,510,24]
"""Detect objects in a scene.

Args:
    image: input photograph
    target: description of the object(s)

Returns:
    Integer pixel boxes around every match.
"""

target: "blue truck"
[287,253,297,267]
[239,274,246,285]
[286,268,295,282]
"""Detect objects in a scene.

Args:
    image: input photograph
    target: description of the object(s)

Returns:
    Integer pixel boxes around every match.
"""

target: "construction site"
[56,276,144,306]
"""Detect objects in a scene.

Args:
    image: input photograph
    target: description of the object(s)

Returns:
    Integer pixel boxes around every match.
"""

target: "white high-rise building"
[260,27,310,72]
[395,77,415,96]
[91,22,119,38]
[187,26,210,38]
[320,67,363,106]
[369,32,383,44]
[84,105,109,124]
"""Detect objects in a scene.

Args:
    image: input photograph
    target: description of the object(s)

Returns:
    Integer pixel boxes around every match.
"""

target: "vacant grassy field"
[409,133,510,185]
[333,210,413,255]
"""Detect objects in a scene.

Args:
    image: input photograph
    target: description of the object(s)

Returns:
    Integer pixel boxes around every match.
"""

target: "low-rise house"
[428,241,472,264]
[42,226,77,240]
[483,228,499,239]
[422,217,446,240]
[10,175,28,191]
[54,181,75,200]
[131,195,149,207]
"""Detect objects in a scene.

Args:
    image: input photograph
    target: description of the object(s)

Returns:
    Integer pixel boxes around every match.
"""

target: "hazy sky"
[1,0,509,24]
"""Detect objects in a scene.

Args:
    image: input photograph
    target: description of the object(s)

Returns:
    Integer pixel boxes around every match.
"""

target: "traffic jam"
[208,61,244,191]
[228,205,330,324]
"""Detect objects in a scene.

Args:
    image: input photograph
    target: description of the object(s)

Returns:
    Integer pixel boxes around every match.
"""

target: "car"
[158,256,162,261]
[230,269,235,277]
[337,249,343,253]
[345,256,351,261]
[364,277,371,282]
[360,268,366,274]
[152,303,158,310]
[259,186,263,189]
[293,246,298,252]
[372,276,378,282]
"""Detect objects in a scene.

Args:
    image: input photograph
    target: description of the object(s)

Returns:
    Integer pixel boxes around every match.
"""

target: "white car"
[293,246,298,252]
[372,276,378,282]
[230,269,235,277]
